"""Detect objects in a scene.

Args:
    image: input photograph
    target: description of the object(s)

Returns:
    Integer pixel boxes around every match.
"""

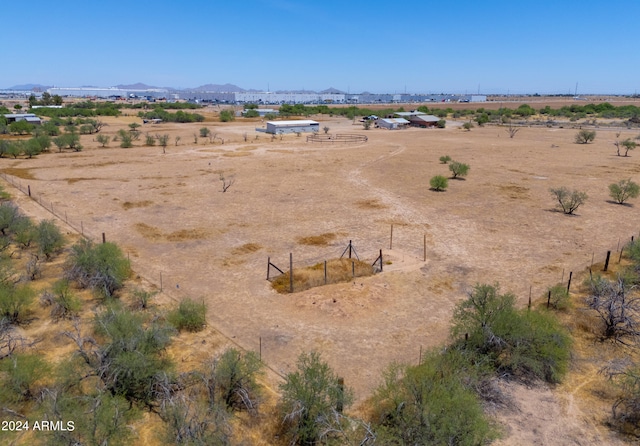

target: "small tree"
[506,123,520,138]
[550,187,587,214]
[219,110,234,122]
[167,298,206,332]
[200,127,211,138]
[128,122,141,131]
[157,134,169,153]
[621,138,637,157]
[430,175,448,191]
[219,173,235,192]
[609,179,640,204]
[449,161,470,179]
[323,126,330,134]
[117,129,133,148]
[439,155,451,164]
[36,219,65,260]
[174,135,181,146]
[575,129,596,144]
[277,352,352,445]
[462,121,474,131]
[145,133,156,146]
[96,134,110,147]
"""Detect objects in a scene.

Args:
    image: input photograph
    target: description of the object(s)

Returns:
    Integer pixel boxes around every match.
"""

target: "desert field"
[2,108,640,443]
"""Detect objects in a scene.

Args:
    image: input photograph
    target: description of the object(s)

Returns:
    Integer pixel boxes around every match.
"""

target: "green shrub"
[575,129,596,144]
[372,349,497,445]
[547,284,571,310]
[0,353,50,403]
[209,348,262,412]
[277,351,352,445]
[0,283,34,324]
[36,219,65,259]
[94,307,175,405]
[429,175,448,191]
[439,155,451,164]
[65,240,131,298]
[609,179,640,204]
[452,283,571,383]
[44,279,81,320]
[219,110,235,122]
[449,161,470,179]
[167,298,206,332]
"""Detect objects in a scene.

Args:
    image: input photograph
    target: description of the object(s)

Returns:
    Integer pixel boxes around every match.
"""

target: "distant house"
[266,120,319,134]
[408,114,441,127]
[3,113,41,125]
[375,118,409,130]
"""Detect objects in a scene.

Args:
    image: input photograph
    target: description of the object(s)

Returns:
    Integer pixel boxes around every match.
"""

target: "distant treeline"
[137,108,205,123]
[29,101,202,119]
[276,102,640,121]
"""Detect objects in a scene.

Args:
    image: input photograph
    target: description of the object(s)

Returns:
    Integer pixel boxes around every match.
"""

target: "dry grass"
[232,243,262,255]
[223,151,253,157]
[166,228,209,241]
[355,199,387,209]
[122,200,154,210]
[271,258,374,293]
[134,222,164,241]
[296,233,337,246]
[2,167,36,179]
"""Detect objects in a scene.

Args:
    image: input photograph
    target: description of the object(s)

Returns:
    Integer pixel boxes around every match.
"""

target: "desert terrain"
[2,104,640,444]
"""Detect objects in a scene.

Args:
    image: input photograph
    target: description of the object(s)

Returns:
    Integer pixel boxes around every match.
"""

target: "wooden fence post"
[289,252,293,293]
[267,257,270,280]
[102,233,106,244]
[604,250,611,272]
[567,271,573,293]
[324,260,327,284]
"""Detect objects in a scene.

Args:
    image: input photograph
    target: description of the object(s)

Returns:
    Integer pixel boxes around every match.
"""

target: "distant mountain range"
[5,82,348,94]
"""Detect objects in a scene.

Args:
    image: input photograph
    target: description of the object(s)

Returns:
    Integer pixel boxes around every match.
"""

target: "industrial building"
[265,120,319,134]
[47,87,169,99]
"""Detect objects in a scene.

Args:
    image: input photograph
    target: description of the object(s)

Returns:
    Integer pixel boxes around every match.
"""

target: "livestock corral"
[3,101,640,444]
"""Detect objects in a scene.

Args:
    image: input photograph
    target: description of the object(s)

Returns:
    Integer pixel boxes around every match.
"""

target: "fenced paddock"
[306,133,368,144]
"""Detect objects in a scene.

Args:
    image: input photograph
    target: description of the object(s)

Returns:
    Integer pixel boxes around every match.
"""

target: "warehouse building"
[375,118,409,130]
[265,120,319,134]
[3,113,42,125]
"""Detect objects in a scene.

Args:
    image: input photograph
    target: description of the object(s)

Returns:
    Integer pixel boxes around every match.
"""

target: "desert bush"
[621,138,637,156]
[36,219,65,259]
[277,351,352,445]
[0,202,20,236]
[94,307,176,405]
[449,161,470,179]
[219,110,235,122]
[452,283,571,383]
[65,239,131,298]
[462,121,474,131]
[609,179,640,204]
[436,119,446,128]
[602,362,640,434]
[548,284,571,310]
[117,129,133,148]
[131,288,156,310]
[429,175,448,191]
[586,274,640,345]
[11,215,36,248]
[145,133,156,146]
[371,349,496,445]
[160,392,231,446]
[200,127,211,138]
[575,129,596,144]
[550,186,588,214]
[96,134,110,147]
[43,389,138,446]
[0,353,50,403]
[45,279,81,321]
[0,283,34,324]
[201,348,262,413]
[167,298,206,332]
[439,155,451,164]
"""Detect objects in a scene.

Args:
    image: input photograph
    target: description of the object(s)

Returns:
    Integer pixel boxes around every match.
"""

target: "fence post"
[567,271,573,293]
[547,290,551,309]
[27,185,30,197]
[336,377,344,414]
[380,249,383,272]
[390,224,393,250]
[324,260,327,284]
[348,240,352,259]
[424,234,427,262]
[267,257,270,280]
[528,286,532,310]
[289,253,293,293]
[102,233,106,244]
[603,250,611,272]
[352,261,355,278]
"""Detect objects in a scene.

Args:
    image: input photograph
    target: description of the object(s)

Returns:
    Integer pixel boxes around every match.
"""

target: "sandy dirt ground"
[2,109,640,444]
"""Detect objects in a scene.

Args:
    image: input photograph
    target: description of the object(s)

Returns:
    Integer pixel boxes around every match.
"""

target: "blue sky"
[2,0,638,94]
